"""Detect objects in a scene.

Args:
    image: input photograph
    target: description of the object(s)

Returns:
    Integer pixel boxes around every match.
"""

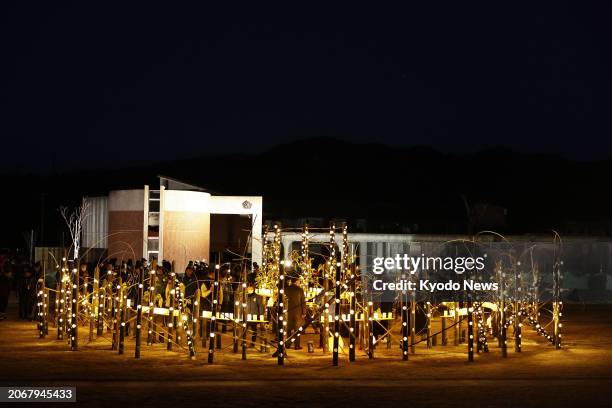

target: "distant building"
[82,176,262,273]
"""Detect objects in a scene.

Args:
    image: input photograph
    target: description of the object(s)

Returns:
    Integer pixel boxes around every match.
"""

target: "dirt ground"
[1,296,612,407]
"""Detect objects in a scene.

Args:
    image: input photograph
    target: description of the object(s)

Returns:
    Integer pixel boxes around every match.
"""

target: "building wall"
[83,196,108,249]
[162,190,210,273]
[107,189,145,263]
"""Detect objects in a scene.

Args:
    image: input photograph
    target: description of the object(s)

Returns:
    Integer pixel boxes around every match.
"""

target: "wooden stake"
[135,266,144,359]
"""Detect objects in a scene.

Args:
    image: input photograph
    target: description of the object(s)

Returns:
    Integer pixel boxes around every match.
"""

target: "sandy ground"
[1,296,612,407]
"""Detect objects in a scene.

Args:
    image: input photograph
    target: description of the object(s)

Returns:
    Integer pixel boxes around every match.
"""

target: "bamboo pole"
[208,264,220,363]
[70,261,79,351]
[37,282,45,338]
[112,278,121,350]
[441,315,447,346]
[97,286,105,336]
[44,287,49,335]
[553,252,562,349]
[176,270,196,359]
[454,304,460,346]
[367,301,374,359]
[410,296,416,354]
[241,266,248,360]
[514,302,522,352]
[167,273,175,351]
[274,224,285,365]
[193,288,200,349]
[499,264,507,358]
[147,267,156,345]
[57,258,67,340]
[331,222,340,366]
[349,263,357,362]
[426,302,432,348]
[90,266,99,342]
[467,298,474,362]
[118,281,126,355]
[401,292,408,360]
[135,266,144,359]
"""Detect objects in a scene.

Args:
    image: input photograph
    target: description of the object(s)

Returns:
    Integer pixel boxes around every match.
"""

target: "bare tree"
[60,198,90,260]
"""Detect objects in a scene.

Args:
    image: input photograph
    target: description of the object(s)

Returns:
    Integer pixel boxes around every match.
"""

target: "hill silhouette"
[1,138,611,248]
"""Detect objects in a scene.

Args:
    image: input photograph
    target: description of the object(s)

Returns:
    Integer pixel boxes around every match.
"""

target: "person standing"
[0,266,12,321]
[18,267,36,320]
[284,275,307,350]
[182,265,198,302]
[246,279,264,346]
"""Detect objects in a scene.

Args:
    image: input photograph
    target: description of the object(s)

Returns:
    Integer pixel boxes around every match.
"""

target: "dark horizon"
[2,136,612,176]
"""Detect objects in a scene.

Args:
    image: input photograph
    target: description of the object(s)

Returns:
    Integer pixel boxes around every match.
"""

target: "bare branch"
[59,197,90,260]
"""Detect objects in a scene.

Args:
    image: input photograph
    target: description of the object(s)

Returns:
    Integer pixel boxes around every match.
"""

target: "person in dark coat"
[182,266,198,301]
[0,267,12,320]
[284,275,307,349]
[18,267,36,320]
[246,279,265,346]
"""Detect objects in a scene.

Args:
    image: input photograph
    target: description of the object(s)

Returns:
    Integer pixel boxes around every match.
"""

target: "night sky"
[2,2,611,173]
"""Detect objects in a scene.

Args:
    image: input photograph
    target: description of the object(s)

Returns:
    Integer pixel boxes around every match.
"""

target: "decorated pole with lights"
[233,283,240,354]
[55,270,61,336]
[43,287,49,335]
[36,262,45,337]
[410,293,416,354]
[302,224,310,285]
[111,278,120,350]
[90,266,100,342]
[37,281,45,338]
[106,276,114,336]
[70,261,79,351]
[467,296,474,362]
[426,301,432,348]
[514,261,522,352]
[367,300,374,359]
[97,286,105,336]
[552,237,563,349]
[475,302,489,353]
[194,288,201,346]
[514,305,522,352]
[118,280,126,355]
[321,240,331,354]
[175,269,196,359]
[348,239,357,363]
[331,222,342,366]
[241,264,248,360]
[401,290,409,361]
[499,263,508,358]
[454,303,460,346]
[349,265,357,362]
[135,266,144,359]
[147,267,156,345]
[208,263,220,363]
[167,272,175,351]
[260,225,270,354]
[57,258,68,340]
[173,275,181,348]
[271,224,286,365]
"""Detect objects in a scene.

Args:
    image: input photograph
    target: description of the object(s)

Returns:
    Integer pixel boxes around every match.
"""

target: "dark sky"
[2,2,611,173]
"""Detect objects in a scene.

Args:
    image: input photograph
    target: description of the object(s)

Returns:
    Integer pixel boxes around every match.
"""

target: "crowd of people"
[0,252,43,322]
[0,252,310,354]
